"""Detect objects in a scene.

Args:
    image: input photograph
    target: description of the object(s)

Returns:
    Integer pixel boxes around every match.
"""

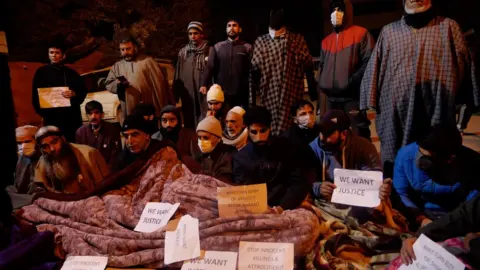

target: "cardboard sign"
[399,234,465,270]
[37,87,71,108]
[238,242,294,270]
[0,31,7,54]
[181,251,238,270]
[217,184,268,217]
[331,169,383,208]
[164,215,201,265]
[134,202,180,233]
[61,256,108,270]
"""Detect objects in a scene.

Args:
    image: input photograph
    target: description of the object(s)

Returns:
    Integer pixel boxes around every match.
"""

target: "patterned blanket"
[18,148,321,268]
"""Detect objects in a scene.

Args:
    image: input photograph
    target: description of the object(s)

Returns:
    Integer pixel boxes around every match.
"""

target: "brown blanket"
[19,148,321,268]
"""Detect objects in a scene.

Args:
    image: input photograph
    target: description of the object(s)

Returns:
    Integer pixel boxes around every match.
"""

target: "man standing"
[174,21,210,129]
[360,0,479,164]
[152,105,200,158]
[250,9,316,136]
[105,34,173,122]
[75,101,122,169]
[32,41,87,142]
[200,19,252,109]
[222,106,248,150]
[34,126,109,197]
[318,0,374,140]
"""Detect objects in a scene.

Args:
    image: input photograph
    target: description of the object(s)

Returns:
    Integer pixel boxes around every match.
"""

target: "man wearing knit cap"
[152,105,200,158]
[105,33,173,123]
[222,106,248,150]
[34,126,109,199]
[204,84,228,125]
[6,126,41,208]
[233,106,311,211]
[174,21,210,129]
[360,0,479,165]
[250,9,316,136]
[201,18,252,109]
[187,116,236,183]
[318,0,374,140]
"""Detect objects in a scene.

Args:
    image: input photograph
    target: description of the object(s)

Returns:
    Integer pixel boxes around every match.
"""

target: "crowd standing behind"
[9,0,479,268]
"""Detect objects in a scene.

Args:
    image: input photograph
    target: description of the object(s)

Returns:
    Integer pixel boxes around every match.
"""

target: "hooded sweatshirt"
[317,0,375,100]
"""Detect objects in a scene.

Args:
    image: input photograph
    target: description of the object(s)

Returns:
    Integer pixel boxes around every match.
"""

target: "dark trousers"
[327,99,371,140]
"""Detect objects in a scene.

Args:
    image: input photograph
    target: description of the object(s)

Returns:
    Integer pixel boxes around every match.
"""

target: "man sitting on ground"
[185,116,236,183]
[233,106,311,211]
[393,124,480,228]
[76,100,122,168]
[281,100,318,146]
[205,84,228,125]
[222,106,248,150]
[34,126,109,197]
[6,126,42,208]
[310,110,391,201]
[152,105,200,158]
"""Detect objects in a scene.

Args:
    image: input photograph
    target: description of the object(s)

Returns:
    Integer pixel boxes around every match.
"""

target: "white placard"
[181,251,238,270]
[164,215,201,265]
[238,242,294,270]
[61,256,108,270]
[331,169,383,208]
[134,202,180,233]
[0,31,7,54]
[399,234,465,270]
[37,87,71,108]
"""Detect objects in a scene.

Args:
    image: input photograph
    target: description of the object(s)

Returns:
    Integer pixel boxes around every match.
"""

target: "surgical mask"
[297,115,314,129]
[331,11,344,27]
[198,139,214,154]
[18,142,36,157]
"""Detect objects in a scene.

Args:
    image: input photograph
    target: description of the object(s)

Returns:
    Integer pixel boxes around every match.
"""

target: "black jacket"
[233,137,311,210]
[201,40,252,107]
[191,142,237,184]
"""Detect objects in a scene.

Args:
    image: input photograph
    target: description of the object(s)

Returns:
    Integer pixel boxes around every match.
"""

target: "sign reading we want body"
[331,169,383,208]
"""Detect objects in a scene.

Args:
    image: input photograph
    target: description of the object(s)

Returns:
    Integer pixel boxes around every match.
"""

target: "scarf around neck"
[222,128,248,150]
[183,41,208,71]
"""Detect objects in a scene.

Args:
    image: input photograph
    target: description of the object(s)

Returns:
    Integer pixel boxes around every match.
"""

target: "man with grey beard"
[34,126,109,198]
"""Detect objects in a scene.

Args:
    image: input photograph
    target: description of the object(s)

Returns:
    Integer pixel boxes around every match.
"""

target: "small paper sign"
[181,251,238,270]
[134,202,180,233]
[164,215,201,265]
[37,87,71,108]
[238,242,294,270]
[331,169,383,208]
[399,234,465,270]
[217,184,268,217]
[61,256,108,270]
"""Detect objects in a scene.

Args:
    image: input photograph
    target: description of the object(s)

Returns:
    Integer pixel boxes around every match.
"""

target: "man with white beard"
[222,106,248,150]
[34,126,109,198]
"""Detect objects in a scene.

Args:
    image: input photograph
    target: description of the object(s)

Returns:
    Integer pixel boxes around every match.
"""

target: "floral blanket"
[18,148,321,268]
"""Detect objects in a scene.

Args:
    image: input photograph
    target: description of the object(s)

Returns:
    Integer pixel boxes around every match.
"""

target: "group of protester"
[5,0,480,268]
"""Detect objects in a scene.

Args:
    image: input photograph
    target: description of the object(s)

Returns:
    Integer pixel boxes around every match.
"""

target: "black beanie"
[331,0,346,12]
[269,9,285,30]
[244,106,272,127]
[418,124,462,157]
[160,105,182,124]
[122,113,152,135]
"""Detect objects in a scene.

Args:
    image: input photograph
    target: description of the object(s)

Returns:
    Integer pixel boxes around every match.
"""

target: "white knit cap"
[16,125,39,139]
[196,116,222,138]
[229,106,246,117]
[207,84,225,102]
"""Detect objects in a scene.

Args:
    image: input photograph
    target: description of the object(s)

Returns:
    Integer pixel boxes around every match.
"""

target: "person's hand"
[199,86,207,95]
[379,178,392,201]
[206,110,215,117]
[401,237,417,265]
[320,182,336,199]
[420,218,432,227]
[61,89,76,99]
[464,233,480,251]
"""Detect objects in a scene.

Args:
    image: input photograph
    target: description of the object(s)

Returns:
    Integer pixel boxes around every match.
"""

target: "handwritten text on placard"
[331,169,383,208]
[217,184,268,217]
[164,215,201,265]
[238,242,294,270]
[134,202,180,233]
[181,251,238,270]
[60,256,108,270]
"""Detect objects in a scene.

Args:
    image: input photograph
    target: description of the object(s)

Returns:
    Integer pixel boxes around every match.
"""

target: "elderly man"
[222,106,248,150]
[34,126,109,197]
[360,0,479,164]
[76,100,122,168]
[6,126,41,208]
[32,40,87,141]
[105,34,173,122]
[152,105,199,158]
[200,19,252,109]
[174,21,210,128]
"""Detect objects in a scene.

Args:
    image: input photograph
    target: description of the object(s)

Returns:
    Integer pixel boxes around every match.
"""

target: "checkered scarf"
[182,41,209,72]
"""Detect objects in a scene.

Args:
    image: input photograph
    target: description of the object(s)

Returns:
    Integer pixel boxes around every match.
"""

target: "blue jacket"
[393,143,479,213]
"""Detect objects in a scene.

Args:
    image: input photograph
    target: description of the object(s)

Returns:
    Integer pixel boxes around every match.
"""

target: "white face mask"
[18,142,36,157]
[331,11,344,27]
[198,139,215,154]
[297,115,315,129]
